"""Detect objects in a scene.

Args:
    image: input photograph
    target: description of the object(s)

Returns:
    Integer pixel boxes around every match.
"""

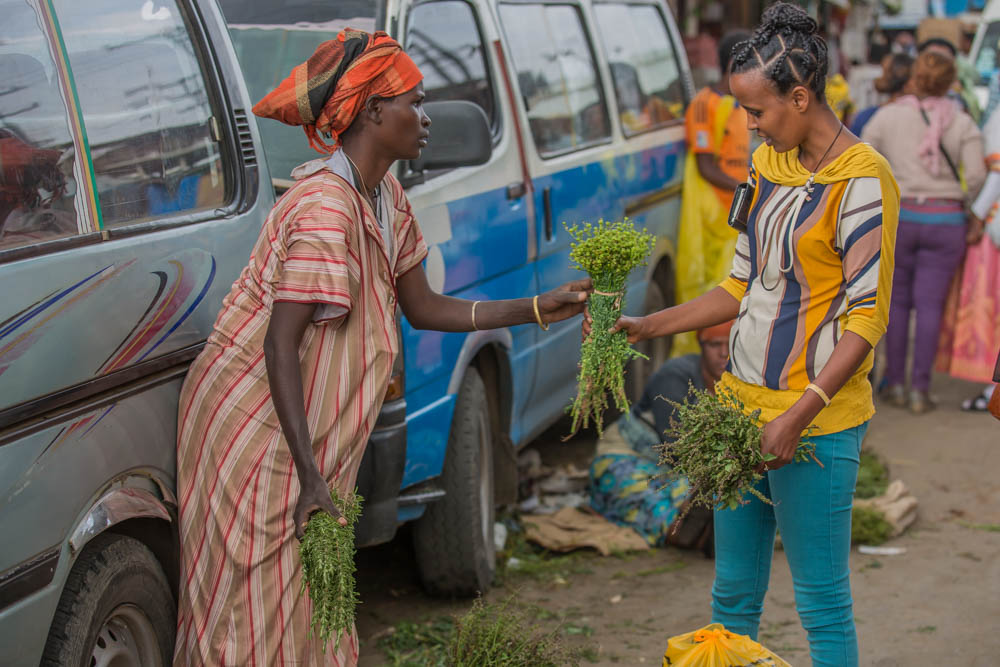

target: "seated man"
[588,321,732,550]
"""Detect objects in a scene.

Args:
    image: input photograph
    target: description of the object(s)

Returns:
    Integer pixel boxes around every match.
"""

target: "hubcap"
[90,604,160,667]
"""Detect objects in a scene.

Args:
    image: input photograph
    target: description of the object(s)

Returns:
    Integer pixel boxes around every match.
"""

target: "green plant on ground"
[660,385,820,517]
[299,489,363,652]
[958,520,1000,532]
[565,218,655,437]
[378,617,453,666]
[855,450,889,499]
[495,523,596,584]
[446,596,578,666]
[377,596,582,667]
[851,506,892,546]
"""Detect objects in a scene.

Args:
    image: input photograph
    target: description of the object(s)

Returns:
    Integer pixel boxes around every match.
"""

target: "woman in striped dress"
[173,31,589,666]
[588,5,899,665]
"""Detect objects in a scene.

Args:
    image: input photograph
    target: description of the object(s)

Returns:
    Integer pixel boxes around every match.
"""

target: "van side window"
[498,3,611,156]
[594,3,686,135]
[0,1,81,251]
[406,0,498,135]
[53,0,228,228]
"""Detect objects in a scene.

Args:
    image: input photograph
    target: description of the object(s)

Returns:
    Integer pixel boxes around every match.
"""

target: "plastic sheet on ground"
[522,507,649,556]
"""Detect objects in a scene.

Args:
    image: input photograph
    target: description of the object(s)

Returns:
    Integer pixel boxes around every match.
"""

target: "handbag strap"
[918,106,962,184]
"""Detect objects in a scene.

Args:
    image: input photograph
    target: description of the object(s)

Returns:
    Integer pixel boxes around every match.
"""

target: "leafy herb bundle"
[565,218,654,436]
[299,489,363,652]
[659,386,820,517]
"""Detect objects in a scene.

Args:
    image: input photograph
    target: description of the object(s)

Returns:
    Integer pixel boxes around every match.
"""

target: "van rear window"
[498,3,611,156]
[594,3,686,135]
[0,0,82,251]
[53,0,228,228]
[406,0,498,135]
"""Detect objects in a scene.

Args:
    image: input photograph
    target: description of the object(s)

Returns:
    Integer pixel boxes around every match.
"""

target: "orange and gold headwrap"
[252,29,423,154]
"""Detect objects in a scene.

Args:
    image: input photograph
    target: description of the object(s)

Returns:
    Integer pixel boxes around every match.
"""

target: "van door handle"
[506,182,525,199]
[542,187,553,241]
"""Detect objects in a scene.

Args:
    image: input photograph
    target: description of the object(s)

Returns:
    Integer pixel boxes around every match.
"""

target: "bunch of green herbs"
[445,596,578,666]
[565,218,655,436]
[377,595,582,666]
[855,449,889,499]
[659,386,820,517]
[299,489,363,652]
[851,505,893,546]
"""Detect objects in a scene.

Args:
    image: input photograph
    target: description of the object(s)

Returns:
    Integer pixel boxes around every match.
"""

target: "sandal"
[961,393,991,412]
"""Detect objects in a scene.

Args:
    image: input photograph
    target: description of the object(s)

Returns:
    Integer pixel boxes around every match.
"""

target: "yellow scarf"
[752,141,900,191]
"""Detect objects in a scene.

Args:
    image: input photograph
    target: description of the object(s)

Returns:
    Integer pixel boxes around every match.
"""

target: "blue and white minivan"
[224,0,694,595]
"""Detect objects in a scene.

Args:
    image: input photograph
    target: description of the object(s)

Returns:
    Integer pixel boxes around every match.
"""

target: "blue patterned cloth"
[589,453,689,547]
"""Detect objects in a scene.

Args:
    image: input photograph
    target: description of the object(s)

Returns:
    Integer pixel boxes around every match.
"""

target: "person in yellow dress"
[674,31,751,356]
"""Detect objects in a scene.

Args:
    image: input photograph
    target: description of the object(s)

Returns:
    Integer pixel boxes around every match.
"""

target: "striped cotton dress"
[173,159,427,666]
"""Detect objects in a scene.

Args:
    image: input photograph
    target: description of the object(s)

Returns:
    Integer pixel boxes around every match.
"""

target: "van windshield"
[218,0,379,181]
[975,20,1000,86]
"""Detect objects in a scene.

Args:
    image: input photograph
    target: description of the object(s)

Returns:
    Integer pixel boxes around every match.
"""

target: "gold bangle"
[806,382,831,407]
[471,300,481,331]
[532,295,549,331]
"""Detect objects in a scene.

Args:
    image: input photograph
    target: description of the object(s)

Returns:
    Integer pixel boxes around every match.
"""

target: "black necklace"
[803,122,844,202]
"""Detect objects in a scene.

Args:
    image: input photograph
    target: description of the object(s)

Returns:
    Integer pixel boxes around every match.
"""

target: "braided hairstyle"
[731,2,828,98]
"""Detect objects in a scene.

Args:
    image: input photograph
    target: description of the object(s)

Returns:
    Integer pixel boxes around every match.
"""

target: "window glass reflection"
[407,0,497,132]
[499,3,610,155]
[0,0,80,250]
[594,3,685,135]
[53,0,226,227]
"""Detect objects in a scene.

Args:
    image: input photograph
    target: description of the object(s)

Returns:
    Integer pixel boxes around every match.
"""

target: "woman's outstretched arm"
[396,264,591,331]
[584,285,741,342]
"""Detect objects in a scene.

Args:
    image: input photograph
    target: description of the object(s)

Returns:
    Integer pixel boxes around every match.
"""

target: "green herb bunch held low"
[299,488,363,652]
[660,386,821,518]
[565,218,655,437]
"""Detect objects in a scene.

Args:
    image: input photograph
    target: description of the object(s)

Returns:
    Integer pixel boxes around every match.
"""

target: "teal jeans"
[711,422,868,667]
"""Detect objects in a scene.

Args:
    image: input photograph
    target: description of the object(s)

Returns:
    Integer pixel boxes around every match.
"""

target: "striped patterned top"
[718,142,899,434]
[174,160,427,664]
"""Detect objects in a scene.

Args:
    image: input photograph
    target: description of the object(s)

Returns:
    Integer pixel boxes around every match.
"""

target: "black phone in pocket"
[728,182,754,233]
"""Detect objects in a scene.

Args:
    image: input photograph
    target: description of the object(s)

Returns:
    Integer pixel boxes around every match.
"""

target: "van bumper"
[355,398,407,547]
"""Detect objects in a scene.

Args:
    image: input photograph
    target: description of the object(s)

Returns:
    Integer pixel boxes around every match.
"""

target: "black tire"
[413,367,495,596]
[41,533,176,667]
[626,277,673,403]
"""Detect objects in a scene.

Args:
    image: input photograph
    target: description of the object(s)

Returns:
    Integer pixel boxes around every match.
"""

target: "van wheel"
[413,368,495,596]
[626,278,672,403]
[41,534,175,667]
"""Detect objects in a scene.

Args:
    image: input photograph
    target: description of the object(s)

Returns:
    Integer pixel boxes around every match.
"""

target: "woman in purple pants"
[863,50,985,412]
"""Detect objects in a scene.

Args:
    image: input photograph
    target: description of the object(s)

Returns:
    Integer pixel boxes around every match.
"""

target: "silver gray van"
[0,0,273,664]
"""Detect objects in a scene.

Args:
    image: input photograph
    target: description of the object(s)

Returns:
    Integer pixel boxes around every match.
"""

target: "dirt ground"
[355,372,1000,666]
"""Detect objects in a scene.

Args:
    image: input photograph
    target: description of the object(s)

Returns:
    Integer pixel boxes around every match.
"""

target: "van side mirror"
[406,101,491,179]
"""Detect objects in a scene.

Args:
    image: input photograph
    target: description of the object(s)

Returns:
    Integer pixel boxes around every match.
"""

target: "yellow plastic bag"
[663,624,792,666]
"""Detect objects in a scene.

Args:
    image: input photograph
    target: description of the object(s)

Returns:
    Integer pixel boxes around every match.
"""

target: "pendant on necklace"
[804,175,816,202]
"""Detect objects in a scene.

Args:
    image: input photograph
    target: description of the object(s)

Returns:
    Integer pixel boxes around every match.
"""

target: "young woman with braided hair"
[587,3,899,664]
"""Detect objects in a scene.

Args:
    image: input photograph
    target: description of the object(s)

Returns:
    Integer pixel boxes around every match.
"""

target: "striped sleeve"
[275,194,356,322]
[719,230,750,301]
[837,176,891,346]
